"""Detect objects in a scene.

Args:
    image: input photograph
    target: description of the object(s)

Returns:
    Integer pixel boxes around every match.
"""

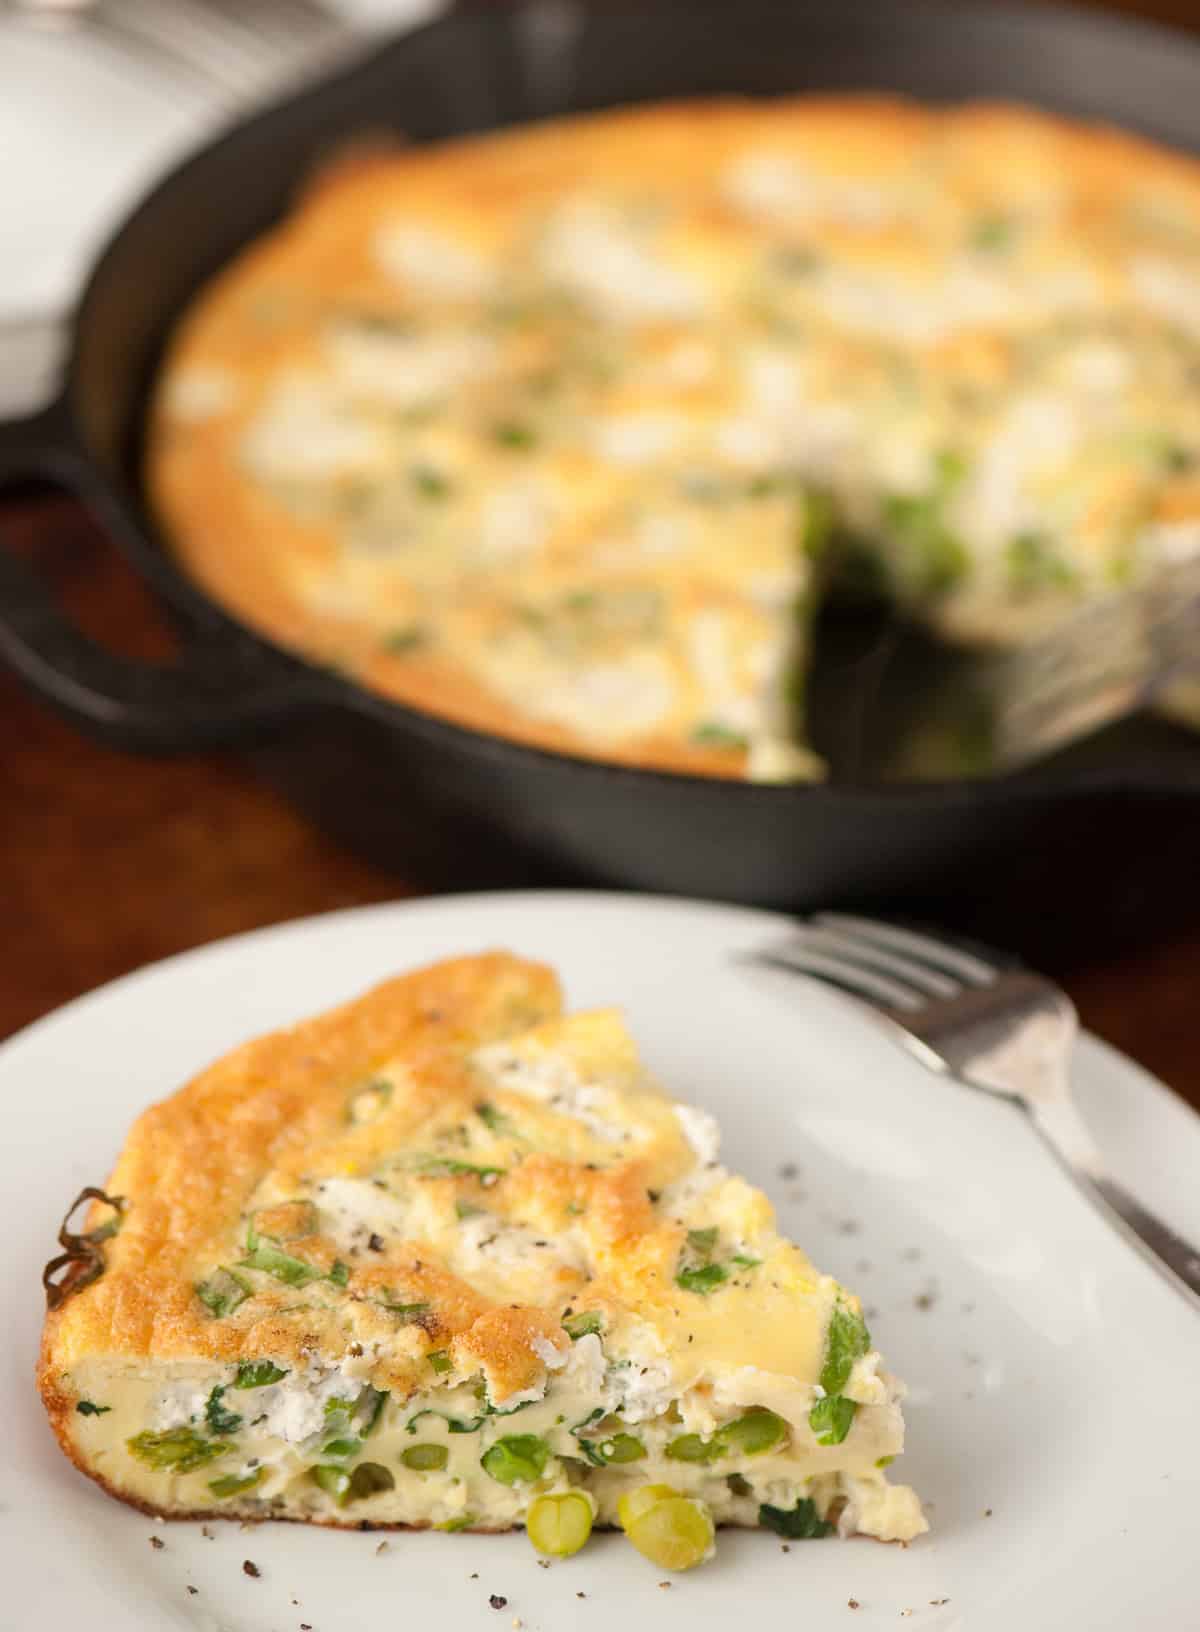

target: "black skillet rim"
[54,0,1200,806]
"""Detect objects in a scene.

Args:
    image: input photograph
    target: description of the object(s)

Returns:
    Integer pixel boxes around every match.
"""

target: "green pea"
[402,1443,449,1472]
[665,1433,716,1463]
[714,1408,789,1457]
[623,1494,714,1572]
[480,1434,550,1486]
[526,1492,594,1557]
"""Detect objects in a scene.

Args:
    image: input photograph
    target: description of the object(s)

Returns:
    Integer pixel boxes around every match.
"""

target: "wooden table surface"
[4,0,1200,1120]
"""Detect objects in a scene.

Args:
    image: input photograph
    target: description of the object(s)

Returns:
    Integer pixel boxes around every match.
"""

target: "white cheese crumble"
[608,1354,677,1424]
[476,481,556,562]
[326,324,495,410]
[541,202,703,323]
[673,1102,722,1166]
[373,223,493,300]
[162,365,236,422]
[1132,254,1200,339]
[242,376,387,482]
[842,1351,892,1407]
[454,1212,589,1278]
[836,1473,929,1542]
[723,152,899,228]
[314,1176,430,1254]
[592,413,689,467]
[152,1365,362,1448]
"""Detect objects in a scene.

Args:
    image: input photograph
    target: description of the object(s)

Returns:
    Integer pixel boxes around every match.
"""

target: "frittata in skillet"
[39,954,925,1566]
[148,97,1200,779]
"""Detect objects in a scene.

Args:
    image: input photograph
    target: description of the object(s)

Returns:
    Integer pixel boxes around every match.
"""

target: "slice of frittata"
[39,953,926,1569]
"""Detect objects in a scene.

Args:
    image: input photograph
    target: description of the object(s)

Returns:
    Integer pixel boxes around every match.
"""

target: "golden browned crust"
[147,93,1200,776]
[38,955,566,1484]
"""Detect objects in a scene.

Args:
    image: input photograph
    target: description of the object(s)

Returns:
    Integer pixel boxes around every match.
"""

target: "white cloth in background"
[0,0,443,413]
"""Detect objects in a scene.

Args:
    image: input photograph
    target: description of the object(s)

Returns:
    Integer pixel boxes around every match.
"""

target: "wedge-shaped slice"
[39,953,926,1565]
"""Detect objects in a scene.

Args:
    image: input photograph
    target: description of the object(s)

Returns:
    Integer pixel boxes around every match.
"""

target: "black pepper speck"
[242,1560,261,1579]
[148,1536,164,1551]
[489,1595,508,1610]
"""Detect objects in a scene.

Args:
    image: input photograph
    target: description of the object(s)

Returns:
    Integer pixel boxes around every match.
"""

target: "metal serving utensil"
[747,911,1200,1312]
[809,555,1200,781]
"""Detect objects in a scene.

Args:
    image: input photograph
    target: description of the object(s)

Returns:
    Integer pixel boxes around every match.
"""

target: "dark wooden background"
[4,0,1200,1113]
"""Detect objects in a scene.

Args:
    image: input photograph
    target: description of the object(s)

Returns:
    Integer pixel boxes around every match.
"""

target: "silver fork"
[748,912,1200,1311]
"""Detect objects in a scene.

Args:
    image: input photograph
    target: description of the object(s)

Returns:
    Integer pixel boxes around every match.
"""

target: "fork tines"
[752,912,998,1013]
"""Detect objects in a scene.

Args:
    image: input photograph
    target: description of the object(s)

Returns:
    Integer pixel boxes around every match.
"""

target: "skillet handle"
[0,402,324,752]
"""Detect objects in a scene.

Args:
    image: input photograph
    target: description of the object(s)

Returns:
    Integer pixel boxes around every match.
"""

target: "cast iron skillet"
[2,0,1200,924]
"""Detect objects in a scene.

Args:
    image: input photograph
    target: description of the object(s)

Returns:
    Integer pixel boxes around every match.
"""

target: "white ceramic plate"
[4,893,1199,1631]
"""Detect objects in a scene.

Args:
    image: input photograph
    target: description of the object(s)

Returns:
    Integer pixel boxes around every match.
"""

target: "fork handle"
[1029,1101,1200,1310]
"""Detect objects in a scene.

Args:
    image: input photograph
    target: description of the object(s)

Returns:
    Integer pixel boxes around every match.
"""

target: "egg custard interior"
[149,97,1200,780]
[40,953,925,1568]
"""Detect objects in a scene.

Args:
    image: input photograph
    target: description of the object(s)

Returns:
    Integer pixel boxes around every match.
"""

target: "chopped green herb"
[562,1310,604,1341]
[360,1387,388,1437]
[492,421,537,450]
[322,1436,363,1461]
[381,627,429,656]
[801,487,837,561]
[208,1469,264,1499]
[234,1360,289,1390]
[455,1200,485,1220]
[328,1260,350,1288]
[969,214,1016,253]
[730,1254,762,1269]
[205,1385,243,1437]
[689,723,748,751]
[685,1227,719,1256]
[1005,530,1076,591]
[195,1267,251,1319]
[773,244,820,278]
[809,1393,858,1446]
[323,1396,357,1439]
[415,1157,505,1182]
[726,1472,753,1497]
[934,448,969,489]
[75,1400,111,1416]
[1163,443,1196,473]
[402,1443,449,1471]
[127,1429,226,1473]
[411,464,451,499]
[428,1349,453,1375]
[237,1243,324,1287]
[758,1497,833,1539]
[480,1434,551,1486]
[437,1513,475,1532]
[875,1454,896,1468]
[820,1304,871,1396]
[475,1103,514,1135]
[675,1262,729,1296]
[378,1298,431,1324]
[405,1407,484,1436]
[882,491,968,596]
